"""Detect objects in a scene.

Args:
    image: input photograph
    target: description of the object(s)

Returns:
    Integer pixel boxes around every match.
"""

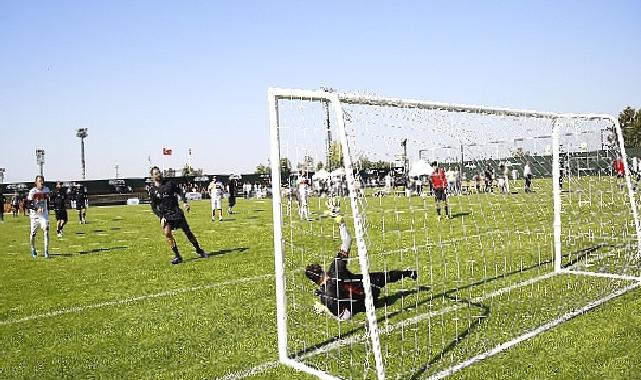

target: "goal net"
[268,88,641,380]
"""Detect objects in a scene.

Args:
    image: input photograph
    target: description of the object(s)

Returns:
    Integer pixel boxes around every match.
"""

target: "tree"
[328,140,343,170]
[255,163,271,175]
[370,160,393,171]
[620,107,641,147]
[316,161,324,171]
[356,155,373,170]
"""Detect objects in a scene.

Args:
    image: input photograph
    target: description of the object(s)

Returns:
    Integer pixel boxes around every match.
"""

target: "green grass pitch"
[1,189,641,379]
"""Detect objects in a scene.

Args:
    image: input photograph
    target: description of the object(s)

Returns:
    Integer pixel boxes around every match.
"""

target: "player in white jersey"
[208,178,224,221]
[523,161,533,193]
[298,178,309,220]
[28,175,50,258]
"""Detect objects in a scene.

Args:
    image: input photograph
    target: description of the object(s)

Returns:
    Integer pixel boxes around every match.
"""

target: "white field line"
[299,271,559,360]
[214,360,280,380]
[427,280,641,380]
[0,274,273,327]
[216,270,558,380]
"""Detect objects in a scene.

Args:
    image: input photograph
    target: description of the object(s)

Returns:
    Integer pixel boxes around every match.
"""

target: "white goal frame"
[268,87,641,380]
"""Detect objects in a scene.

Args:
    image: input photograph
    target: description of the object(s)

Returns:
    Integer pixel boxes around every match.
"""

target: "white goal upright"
[268,88,641,380]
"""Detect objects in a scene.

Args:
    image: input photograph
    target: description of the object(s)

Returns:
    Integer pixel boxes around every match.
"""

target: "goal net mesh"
[271,89,641,379]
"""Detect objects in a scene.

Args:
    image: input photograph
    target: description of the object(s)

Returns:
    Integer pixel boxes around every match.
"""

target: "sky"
[1,0,640,182]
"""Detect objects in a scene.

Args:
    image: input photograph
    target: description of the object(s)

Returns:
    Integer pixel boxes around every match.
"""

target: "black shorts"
[164,217,192,232]
[76,201,86,210]
[228,196,236,207]
[434,188,447,201]
[55,209,68,222]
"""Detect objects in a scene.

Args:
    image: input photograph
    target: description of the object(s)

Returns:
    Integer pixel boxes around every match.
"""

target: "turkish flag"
[163,148,173,156]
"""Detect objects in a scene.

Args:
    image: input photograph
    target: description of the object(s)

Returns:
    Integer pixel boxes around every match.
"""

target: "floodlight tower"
[321,87,335,170]
[76,128,88,180]
[0,168,5,184]
[35,149,45,176]
[401,139,408,175]
[115,164,119,179]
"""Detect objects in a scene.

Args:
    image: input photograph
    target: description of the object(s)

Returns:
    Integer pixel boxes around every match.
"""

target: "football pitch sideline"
[1,198,641,379]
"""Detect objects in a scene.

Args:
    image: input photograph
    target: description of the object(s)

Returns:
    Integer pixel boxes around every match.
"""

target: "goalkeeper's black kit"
[315,250,414,318]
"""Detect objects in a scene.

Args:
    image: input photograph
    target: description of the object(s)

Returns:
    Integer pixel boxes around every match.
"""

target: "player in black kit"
[76,184,88,224]
[0,191,4,222]
[305,215,417,320]
[227,178,237,215]
[51,182,68,237]
[149,166,208,264]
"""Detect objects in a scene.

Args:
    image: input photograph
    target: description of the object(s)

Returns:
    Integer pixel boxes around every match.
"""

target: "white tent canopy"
[409,160,433,177]
[312,169,330,180]
[330,167,346,177]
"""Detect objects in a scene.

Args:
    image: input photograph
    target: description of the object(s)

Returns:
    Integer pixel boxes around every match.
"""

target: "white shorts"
[30,218,49,235]
[212,198,222,210]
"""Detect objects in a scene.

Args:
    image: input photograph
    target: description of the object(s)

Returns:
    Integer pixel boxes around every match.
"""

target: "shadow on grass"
[183,247,248,262]
[210,247,248,255]
[49,253,74,257]
[561,243,611,269]
[79,246,128,255]
[409,295,489,380]
[292,243,612,372]
[378,285,432,308]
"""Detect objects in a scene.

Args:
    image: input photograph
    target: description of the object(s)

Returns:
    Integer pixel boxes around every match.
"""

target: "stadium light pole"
[76,128,88,180]
[321,87,335,170]
[0,167,4,184]
[35,149,45,176]
[115,164,119,179]
[400,139,408,174]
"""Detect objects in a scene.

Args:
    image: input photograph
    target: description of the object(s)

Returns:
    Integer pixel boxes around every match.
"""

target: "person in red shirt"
[430,161,451,220]
[613,157,625,189]
[614,157,625,176]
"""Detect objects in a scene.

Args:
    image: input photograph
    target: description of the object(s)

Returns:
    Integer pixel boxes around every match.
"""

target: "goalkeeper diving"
[305,213,417,320]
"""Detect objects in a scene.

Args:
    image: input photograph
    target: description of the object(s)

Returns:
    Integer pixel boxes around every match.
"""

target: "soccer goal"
[268,88,641,380]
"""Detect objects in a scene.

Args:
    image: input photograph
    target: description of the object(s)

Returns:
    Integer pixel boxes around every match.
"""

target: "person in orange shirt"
[613,157,625,189]
[430,161,451,220]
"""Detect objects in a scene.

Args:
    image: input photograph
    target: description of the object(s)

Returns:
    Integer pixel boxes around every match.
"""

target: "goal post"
[552,115,641,279]
[269,88,386,380]
[269,87,641,380]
